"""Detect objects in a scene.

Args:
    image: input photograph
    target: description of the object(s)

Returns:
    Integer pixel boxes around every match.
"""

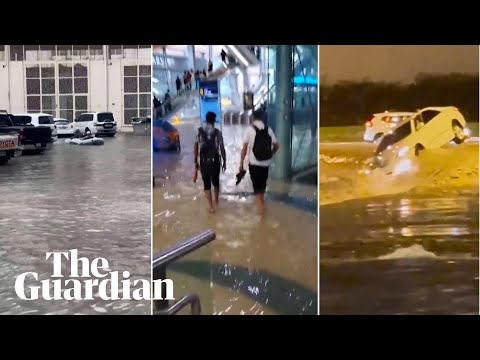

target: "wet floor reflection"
[320,195,479,314]
[153,121,318,315]
[0,135,151,315]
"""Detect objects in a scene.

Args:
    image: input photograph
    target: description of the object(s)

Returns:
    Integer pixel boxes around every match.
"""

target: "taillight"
[366,120,373,127]
[18,130,24,145]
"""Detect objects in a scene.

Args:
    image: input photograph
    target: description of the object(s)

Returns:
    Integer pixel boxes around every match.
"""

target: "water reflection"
[320,195,479,314]
[0,135,151,315]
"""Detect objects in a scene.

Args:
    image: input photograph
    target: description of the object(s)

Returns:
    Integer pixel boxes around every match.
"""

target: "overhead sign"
[199,80,222,126]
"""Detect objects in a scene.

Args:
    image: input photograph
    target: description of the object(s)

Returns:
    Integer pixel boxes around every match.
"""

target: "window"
[26,64,56,114]
[39,116,54,125]
[58,63,88,121]
[10,45,24,61]
[123,64,151,124]
[89,45,104,60]
[13,116,32,125]
[77,114,93,122]
[420,110,440,124]
[98,113,114,122]
[376,121,412,154]
[0,45,4,61]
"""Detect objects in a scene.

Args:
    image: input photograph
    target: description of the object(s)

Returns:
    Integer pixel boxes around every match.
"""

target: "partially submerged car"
[152,120,180,151]
[364,111,415,142]
[371,106,468,173]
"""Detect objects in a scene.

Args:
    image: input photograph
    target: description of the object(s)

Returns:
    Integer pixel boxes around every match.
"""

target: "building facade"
[0,45,151,131]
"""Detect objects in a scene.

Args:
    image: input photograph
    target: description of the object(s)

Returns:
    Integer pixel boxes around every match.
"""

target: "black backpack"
[199,127,219,160]
[252,125,272,161]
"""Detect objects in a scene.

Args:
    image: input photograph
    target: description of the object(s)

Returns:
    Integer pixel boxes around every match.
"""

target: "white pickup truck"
[0,132,23,165]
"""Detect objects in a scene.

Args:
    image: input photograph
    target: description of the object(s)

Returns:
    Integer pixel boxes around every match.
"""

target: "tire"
[373,133,383,143]
[414,144,424,157]
[452,121,466,144]
[107,133,115,137]
[0,157,8,165]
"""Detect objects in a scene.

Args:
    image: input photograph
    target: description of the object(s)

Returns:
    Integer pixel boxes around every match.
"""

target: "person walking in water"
[239,109,279,218]
[194,112,226,213]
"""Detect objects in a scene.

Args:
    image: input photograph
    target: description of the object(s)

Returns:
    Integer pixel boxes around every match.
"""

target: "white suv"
[73,112,117,137]
[13,113,58,142]
[364,111,415,142]
[372,106,468,172]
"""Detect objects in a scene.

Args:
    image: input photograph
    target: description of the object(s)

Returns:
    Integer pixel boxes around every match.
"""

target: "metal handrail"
[153,294,201,315]
[153,229,216,269]
[153,229,216,314]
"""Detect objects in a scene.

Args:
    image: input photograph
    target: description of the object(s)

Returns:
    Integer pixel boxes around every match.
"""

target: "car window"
[98,113,114,122]
[0,115,13,126]
[13,115,32,125]
[161,121,175,132]
[77,114,93,122]
[420,110,440,124]
[39,116,55,125]
[376,121,412,154]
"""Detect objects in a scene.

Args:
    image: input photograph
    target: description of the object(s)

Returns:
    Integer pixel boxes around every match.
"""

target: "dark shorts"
[200,158,221,191]
[249,164,269,194]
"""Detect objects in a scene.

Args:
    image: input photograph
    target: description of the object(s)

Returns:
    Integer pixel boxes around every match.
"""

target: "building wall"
[0,45,151,131]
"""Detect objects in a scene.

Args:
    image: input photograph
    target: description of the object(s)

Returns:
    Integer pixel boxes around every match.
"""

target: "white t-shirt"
[242,120,278,167]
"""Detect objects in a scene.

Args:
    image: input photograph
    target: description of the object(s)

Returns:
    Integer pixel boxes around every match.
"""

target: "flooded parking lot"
[0,134,151,315]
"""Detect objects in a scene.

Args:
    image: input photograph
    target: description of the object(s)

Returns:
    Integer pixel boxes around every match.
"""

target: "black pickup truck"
[0,111,53,154]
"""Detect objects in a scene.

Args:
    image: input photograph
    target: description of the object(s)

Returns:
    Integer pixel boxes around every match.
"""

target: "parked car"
[54,118,75,137]
[13,113,58,143]
[364,111,415,142]
[372,106,468,172]
[73,112,117,137]
[0,111,53,154]
[152,120,180,151]
[0,132,22,165]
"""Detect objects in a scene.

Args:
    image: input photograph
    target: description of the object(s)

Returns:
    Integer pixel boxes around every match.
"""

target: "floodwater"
[320,195,479,315]
[0,134,151,315]
[153,120,318,315]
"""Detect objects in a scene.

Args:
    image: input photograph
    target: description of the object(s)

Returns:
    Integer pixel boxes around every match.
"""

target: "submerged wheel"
[452,121,466,144]
[0,158,8,165]
[414,144,424,157]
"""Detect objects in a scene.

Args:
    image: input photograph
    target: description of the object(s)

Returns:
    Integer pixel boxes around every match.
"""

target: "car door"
[74,114,87,133]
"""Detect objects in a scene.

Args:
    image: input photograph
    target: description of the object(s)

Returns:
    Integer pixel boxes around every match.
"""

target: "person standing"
[194,112,226,213]
[175,76,182,94]
[239,110,279,218]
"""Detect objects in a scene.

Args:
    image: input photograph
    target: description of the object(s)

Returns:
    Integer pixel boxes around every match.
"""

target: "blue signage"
[199,80,221,126]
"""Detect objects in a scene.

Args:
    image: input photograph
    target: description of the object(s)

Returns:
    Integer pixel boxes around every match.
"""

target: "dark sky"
[320,45,479,84]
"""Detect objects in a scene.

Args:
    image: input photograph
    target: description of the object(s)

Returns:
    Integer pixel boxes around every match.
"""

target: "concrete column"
[272,45,293,180]
[186,45,195,70]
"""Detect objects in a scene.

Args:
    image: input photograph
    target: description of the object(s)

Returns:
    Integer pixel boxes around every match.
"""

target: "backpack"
[199,127,219,160]
[252,125,272,161]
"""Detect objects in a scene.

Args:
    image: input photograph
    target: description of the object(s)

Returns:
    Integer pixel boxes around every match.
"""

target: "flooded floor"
[153,121,318,315]
[320,195,479,315]
[0,134,151,315]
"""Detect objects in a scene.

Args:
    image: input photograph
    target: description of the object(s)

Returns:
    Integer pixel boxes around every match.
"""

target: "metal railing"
[153,229,216,315]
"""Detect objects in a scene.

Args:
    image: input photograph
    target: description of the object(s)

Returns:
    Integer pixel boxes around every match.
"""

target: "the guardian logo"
[15,249,174,301]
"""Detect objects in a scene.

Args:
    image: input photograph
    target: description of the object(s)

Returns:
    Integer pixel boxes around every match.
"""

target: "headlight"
[162,136,171,143]
[393,159,412,176]
[464,127,471,137]
[398,146,409,157]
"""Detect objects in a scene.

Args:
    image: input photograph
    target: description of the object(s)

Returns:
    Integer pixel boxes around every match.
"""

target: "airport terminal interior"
[152,45,318,315]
